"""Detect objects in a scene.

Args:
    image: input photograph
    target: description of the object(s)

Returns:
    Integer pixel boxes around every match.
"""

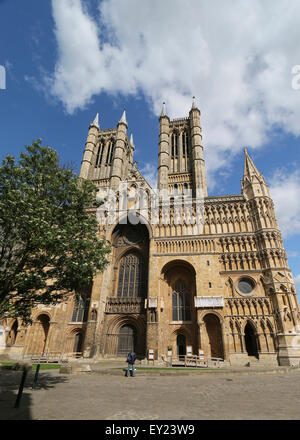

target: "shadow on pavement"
[0,370,68,420]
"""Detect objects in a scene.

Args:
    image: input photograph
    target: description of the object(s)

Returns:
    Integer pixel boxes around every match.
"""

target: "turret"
[129,133,135,167]
[79,113,100,180]
[158,102,170,191]
[241,148,271,200]
[110,110,128,190]
[189,98,207,197]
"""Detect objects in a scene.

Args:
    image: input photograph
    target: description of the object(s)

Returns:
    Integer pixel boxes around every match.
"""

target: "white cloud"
[140,163,157,190]
[294,274,300,288]
[269,169,300,238]
[49,0,300,184]
[287,251,300,258]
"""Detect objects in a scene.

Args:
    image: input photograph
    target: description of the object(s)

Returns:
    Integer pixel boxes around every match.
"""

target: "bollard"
[14,366,28,408]
[32,364,41,390]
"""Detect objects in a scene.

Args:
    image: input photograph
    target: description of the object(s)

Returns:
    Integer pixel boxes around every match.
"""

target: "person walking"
[126,350,136,377]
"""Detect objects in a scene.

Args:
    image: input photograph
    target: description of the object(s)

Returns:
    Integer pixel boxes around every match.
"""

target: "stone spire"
[160,102,167,118]
[119,109,128,127]
[243,148,261,179]
[242,148,270,199]
[191,96,197,109]
[90,113,99,129]
[130,133,135,149]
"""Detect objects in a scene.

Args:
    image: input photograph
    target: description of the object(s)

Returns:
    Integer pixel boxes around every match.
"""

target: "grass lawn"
[117,366,217,371]
[0,362,61,370]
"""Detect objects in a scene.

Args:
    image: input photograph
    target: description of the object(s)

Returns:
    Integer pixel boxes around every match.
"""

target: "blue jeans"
[126,363,135,376]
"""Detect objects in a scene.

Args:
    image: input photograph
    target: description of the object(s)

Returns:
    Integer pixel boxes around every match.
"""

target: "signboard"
[194,296,224,308]
[148,349,154,360]
[186,345,193,356]
[148,297,158,308]
[198,349,204,360]
[167,348,172,357]
[0,325,6,352]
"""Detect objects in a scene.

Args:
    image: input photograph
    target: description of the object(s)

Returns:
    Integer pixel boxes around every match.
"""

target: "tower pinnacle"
[90,113,99,129]
[119,109,128,127]
[243,148,261,179]
[130,133,135,148]
[242,148,270,199]
[160,102,167,118]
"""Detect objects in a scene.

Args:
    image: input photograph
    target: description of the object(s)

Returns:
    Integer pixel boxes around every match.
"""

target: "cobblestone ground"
[1,368,300,420]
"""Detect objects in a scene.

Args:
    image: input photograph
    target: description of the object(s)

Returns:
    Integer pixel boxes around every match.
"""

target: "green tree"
[0,140,110,323]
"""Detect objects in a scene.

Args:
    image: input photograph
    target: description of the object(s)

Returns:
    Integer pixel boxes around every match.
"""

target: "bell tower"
[157,98,208,197]
[79,111,132,190]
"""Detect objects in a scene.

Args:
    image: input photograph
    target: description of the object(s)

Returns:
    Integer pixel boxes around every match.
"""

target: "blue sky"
[0,0,300,290]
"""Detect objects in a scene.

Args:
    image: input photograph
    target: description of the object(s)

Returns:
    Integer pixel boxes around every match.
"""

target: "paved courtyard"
[1,363,300,420]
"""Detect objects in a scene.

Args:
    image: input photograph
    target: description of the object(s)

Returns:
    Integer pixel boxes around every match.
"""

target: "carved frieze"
[105,297,145,314]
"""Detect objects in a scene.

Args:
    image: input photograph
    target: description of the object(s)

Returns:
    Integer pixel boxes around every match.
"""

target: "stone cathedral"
[2,99,300,367]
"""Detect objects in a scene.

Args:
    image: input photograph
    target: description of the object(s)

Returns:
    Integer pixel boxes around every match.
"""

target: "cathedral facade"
[2,100,300,367]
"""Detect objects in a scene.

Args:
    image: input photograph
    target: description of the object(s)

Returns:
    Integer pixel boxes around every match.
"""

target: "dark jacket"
[127,351,136,365]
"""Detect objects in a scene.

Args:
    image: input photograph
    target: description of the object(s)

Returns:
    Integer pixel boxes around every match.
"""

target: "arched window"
[171,132,178,158]
[105,140,114,165]
[182,132,189,156]
[72,296,90,322]
[95,140,105,167]
[117,253,146,298]
[172,280,191,321]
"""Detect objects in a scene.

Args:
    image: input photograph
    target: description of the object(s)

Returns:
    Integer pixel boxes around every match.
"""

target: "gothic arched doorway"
[177,334,186,356]
[244,322,259,358]
[117,325,137,357]
[203,314,224,359]
[73,332,83,356]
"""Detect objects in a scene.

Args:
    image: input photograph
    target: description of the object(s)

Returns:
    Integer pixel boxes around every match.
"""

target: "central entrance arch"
[117,324,137,357]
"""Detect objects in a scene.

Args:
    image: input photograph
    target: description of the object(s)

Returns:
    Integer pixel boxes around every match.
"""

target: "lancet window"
[117,253,146,298]
[172,279,191,321]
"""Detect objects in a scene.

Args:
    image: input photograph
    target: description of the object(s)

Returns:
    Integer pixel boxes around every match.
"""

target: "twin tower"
[79,98,207,197]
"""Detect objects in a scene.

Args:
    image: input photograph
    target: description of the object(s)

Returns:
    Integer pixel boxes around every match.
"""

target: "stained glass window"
[117,253,146,298]
[72,296,90,322]
[172,280,191,321]
[238,278,255,295]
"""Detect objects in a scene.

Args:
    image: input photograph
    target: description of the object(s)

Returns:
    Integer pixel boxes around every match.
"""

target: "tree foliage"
[0,141,110,323]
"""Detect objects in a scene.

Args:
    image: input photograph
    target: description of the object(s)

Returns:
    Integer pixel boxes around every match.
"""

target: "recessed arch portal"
[6,320,18,345]
[117,324,137,357]
[177,334,186,356]
[244,321,259,358]
[161,260,196,324]
[202,313,224,359]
